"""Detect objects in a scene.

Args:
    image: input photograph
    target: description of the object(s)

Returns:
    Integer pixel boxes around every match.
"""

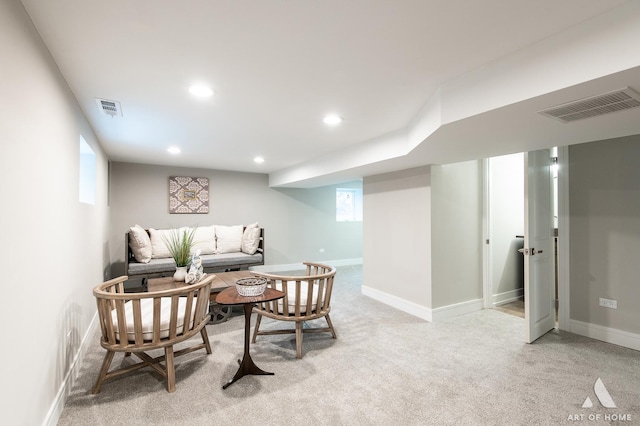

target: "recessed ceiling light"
[167,146,181,154]
[323,114,343,126]
[188,84,214,97]
[254,156,265,164]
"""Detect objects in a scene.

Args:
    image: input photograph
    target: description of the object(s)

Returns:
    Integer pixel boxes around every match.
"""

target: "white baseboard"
[361,286,485,323]
[44,313,99,426]
[570,319,640,352]
[251,257,362,273]
[432,298,484,322]
[361,285,433,322]
[493,288,524,306]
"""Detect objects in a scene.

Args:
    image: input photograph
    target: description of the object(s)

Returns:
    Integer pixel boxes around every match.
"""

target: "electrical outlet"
[599,298,618,309]
[319,248,325,253]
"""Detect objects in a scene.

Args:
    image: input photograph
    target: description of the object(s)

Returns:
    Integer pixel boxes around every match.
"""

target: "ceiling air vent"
[95,98,123,117]
[538,87,640,123]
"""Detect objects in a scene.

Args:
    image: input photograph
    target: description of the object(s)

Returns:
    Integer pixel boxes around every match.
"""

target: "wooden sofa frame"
[92,274,214,393]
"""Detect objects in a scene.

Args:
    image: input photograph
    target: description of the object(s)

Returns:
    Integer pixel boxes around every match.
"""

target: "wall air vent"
[538,87,640,123]
[95,98,122,117]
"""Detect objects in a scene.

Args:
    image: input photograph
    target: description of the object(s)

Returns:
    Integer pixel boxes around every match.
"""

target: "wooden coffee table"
[145,270,256,323]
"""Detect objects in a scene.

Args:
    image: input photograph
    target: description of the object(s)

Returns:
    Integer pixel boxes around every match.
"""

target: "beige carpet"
[58,266,640,425]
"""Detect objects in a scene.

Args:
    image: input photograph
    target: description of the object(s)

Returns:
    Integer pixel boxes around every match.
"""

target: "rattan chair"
[92,274,214,393]
[251,262,336,359]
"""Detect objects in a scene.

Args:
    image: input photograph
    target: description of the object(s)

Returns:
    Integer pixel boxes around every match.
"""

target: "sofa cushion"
[216,225,243,254]
[241,223,261,255]
[191,225,216,255]
[200,252,263,269]
[149,228,172,259]
[127,252,264,275]
[129,224,152,263]
[111,296,198,342]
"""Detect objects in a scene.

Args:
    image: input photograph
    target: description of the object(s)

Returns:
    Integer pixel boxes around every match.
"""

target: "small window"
[79,135,96,205]
[336,188,362,222]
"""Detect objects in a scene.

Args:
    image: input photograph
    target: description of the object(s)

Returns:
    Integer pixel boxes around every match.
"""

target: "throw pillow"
[129,225,152,263]
[191,225,216,255]
[215,225,243,254]
[149,228,172,259]
[241,224,261,255]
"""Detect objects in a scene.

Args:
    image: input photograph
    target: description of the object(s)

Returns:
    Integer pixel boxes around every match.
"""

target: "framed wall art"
[168,176,209,214]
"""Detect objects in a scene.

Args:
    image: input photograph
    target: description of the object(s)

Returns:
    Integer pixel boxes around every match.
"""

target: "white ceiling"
[20,0,640,187]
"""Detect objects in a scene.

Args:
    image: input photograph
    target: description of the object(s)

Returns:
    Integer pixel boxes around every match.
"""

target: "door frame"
[482,147,570,333]
[556,145,570,331]
[482,158,492,309]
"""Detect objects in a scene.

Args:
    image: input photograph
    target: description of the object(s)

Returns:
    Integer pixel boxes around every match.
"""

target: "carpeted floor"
[58,266,640,425]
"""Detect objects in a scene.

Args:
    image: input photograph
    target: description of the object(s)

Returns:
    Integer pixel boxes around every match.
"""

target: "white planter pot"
[173,266,188,281]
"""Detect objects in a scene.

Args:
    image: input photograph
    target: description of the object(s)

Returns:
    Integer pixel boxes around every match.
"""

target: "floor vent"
[95,98,123,117]
[538,87,640,123]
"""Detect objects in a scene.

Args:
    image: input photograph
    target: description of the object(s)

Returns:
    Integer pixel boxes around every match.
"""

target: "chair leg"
[92,350,115,394]
[325,314,337,339]
[295,321,303,359]
[200,328,212,354]
[165,346,176,393]
[251,314,263,343]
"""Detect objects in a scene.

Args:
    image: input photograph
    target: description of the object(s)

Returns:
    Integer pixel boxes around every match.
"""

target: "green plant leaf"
[161,227,197,267]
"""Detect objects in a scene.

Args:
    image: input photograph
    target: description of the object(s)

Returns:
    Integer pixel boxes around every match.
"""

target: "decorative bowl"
[235,277,267,297]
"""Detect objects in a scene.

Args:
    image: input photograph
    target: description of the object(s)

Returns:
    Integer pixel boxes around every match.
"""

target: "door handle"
[522,248,543,255]
[518,247,542,255]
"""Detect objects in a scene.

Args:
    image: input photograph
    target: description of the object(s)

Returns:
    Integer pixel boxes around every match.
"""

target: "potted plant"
[162,227,197,281]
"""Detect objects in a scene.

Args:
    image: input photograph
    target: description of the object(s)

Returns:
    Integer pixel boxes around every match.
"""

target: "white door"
[524,149,555,343]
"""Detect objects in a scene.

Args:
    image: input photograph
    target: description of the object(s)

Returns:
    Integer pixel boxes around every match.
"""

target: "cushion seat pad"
[127,252,263,275]
[111,297,198,342]
[273,280,320,314]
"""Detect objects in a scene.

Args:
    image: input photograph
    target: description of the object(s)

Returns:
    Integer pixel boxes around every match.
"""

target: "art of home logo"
[567,378,633,422]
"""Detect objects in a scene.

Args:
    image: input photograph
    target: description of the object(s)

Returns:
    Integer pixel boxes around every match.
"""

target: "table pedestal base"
[222,303,273,389]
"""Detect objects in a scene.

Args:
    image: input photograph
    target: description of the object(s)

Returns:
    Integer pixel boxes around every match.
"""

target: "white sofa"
[125,224,264,279]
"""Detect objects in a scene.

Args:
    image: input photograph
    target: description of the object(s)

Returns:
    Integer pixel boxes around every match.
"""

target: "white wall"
[489,153,525,304]
[362,162,483,321]
[431,160,483,309]
[569,135,640,337]
[109,162,363,279]
[362,167,432,317]
[0,1,110,424]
